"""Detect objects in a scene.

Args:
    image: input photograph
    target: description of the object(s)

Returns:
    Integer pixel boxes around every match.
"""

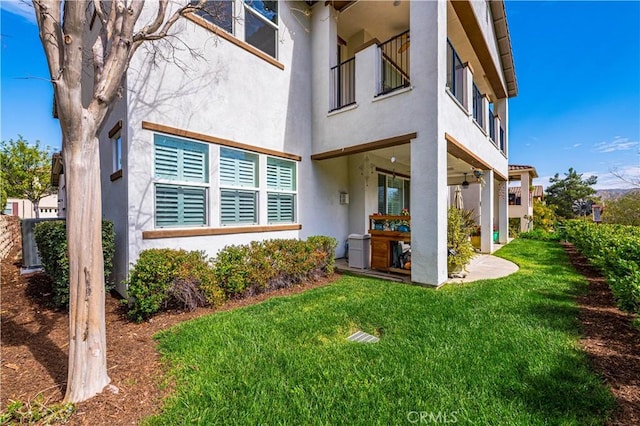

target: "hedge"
[125,236,337,322]
[565,220,640,315]
[33,220,116,309]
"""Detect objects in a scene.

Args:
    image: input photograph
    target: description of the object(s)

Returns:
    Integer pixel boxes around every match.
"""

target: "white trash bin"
[348,234,371,269]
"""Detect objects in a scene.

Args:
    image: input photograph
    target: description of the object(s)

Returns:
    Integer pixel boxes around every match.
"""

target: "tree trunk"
[63,133,110,402]
[33,199,40,219]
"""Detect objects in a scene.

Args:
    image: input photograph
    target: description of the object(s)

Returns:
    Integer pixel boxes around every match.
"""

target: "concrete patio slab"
[335,254,519,285]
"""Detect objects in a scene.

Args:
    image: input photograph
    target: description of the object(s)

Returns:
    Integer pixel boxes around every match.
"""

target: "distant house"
[67,0,518,293]
[51,152,66,218]
[3,195,59,219]
[508,165,539,232]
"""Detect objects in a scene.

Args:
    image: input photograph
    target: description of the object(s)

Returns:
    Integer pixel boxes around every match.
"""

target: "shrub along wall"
[33,220,116,309]
[126,236,337,322]
[565,220,640,315]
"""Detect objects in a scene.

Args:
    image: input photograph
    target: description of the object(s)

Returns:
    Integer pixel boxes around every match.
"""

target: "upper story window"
[472,83,483,128]
[244,0,278,58]
[446,40,464,105]
[193,0,234,34]
[154,135,209,227]
[112,132,122,172]
[377,173,410,215]
[488,103,496,143]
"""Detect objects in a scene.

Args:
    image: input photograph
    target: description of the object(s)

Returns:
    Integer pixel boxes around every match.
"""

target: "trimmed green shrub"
[125,249,222,322]
[519,229,562,241]
[33,220,115,309]
[565,220,640,315]
[125,236,337,322]
[447,207,475,274]
[212,236,338,298]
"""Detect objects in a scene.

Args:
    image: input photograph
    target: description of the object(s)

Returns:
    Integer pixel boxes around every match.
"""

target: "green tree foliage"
[602,191,640,226]
[545,168,598,219]
[533,199,557,231]
[0,136,54,218]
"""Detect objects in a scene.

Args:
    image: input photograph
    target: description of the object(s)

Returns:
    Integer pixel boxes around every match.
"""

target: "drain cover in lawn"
[347,331,379,343]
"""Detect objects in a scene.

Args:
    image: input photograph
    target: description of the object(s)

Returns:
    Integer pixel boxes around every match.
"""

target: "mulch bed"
[1,243,638,425]
[562,242,640,425]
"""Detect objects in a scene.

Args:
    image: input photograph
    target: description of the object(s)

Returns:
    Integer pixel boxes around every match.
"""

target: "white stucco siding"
[122,1,319,273]
[99,98,129,294]
[441,95,508,176]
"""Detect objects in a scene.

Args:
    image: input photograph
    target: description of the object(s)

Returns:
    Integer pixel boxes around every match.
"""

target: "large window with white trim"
[154,135,209,227]
[266,157,296,223]
[192,0,234,33]
[244,0,278,58]
[219,147,259,225]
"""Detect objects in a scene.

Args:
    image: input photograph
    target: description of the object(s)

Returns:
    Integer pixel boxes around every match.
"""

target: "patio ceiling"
[336,1,409,44]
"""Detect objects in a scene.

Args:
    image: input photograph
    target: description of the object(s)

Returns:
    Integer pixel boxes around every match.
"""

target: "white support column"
[409,0,447,286]
[463,63,474,114]
[520,171,530,232]
[498,180,508,243]
[481,169,495,253]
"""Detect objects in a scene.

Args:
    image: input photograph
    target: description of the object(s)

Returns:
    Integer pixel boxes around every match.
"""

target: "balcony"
[378,31,411,96]
[330,58,356,112]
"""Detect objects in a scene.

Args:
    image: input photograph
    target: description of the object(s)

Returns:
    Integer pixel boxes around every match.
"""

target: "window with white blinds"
[266,157,296,223]
[154,135,209,227]
[219,147,258,225]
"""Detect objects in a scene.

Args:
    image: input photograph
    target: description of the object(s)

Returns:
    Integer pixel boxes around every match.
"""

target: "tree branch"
[32,0,63,83]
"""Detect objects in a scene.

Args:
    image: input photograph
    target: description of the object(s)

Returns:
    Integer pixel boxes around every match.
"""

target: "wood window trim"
[376,167,410,180]
[142,121,301,162]
[142,223,301,239]
[184,13,285,70]
[110,169,123,181]
[108,120,122,138]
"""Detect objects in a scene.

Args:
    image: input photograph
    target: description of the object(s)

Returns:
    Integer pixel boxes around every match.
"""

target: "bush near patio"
[33,220,115,309]
[125,236,337,322]
[565,220,640,315]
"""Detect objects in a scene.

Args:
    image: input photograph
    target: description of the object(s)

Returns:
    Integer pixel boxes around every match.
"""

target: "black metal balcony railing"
[472,83,483,127]
[488,108,496,143]
[447,40,464,105]
[378,31,410,95]
[330,57,356,111]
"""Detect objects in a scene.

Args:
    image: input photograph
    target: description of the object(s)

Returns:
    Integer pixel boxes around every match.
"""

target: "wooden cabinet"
[368,215,410,275]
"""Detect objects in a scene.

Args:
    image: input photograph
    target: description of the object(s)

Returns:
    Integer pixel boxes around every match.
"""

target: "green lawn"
[147,239,614,425]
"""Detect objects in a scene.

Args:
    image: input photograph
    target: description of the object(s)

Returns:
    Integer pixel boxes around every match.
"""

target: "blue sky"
[1,0,639,189]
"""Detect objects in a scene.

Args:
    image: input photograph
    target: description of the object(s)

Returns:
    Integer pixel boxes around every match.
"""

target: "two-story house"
[81,0,517,294]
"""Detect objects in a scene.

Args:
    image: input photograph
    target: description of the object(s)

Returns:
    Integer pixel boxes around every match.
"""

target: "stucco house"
[68,0,517,293]
[508,164,539,231]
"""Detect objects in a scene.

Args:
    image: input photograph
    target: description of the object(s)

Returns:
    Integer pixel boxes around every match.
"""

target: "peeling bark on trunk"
[33,200,40,219]
[63,134,110,402]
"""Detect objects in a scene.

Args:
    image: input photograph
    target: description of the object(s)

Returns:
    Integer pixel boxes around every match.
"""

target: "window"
[3,203,13,215]
[488,103,496,143]
[267,157,296,223]
[377,174,410,215]
[154,135,209,227]
[219,147,258,225]
[113,133,122,172]
[192,0,233,33]
[472,83,483,127]
[244,0,278,58]
[446,40,464,104]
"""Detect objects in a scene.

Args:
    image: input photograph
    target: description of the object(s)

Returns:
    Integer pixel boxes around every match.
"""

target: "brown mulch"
[0,245,336,425]
[561,242,640,425]
[1,243,638,424]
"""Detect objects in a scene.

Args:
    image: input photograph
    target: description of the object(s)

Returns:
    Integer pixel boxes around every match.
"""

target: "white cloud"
[564,143,583,150]
[591,165,640,190]
[593,136,639,153]
[0,1,37,24]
